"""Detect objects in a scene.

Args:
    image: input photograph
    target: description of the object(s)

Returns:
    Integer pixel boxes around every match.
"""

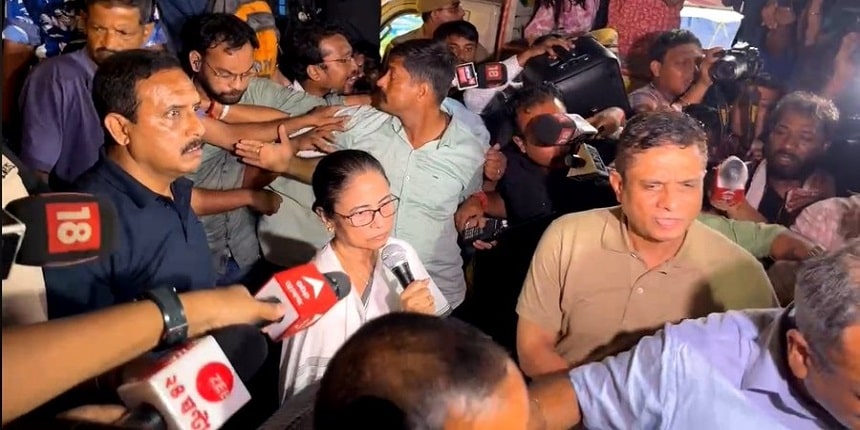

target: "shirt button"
[405,175,410,181]
[636,287,644,294]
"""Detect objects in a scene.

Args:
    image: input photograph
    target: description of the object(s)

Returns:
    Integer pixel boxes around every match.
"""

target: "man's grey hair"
[794,238,860,371]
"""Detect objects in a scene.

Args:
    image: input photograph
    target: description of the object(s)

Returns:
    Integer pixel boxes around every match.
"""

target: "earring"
[326,224,334,233]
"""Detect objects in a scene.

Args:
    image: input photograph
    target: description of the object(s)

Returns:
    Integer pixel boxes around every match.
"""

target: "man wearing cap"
[516,110,777,378]
[385,0,490,61]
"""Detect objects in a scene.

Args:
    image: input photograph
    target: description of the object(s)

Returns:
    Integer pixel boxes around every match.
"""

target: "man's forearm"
[283,157,321,184]
[201,116,314,150]
[528,372,582,430]
[191,188,254,216]
[223,104,289,123]
[770,231,816,260]
[485,191,507,219]
[521,348,570,378]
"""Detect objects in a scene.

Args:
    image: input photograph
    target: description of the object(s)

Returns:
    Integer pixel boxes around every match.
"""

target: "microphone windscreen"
[209,325,269,382]
[323,271,352,299]
[4,193,119,266]
[380,244,408,270]
[528,113,575,147]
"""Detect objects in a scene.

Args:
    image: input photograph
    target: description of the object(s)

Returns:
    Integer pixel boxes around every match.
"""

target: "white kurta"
[278,237,450,401]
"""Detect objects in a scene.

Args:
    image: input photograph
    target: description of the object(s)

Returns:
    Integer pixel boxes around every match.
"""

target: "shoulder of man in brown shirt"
[516,206,777,369]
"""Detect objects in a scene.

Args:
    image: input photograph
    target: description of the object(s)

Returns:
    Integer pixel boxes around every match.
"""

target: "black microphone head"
[323,271,352,299]
[210,324,269,382]
[4,193,120,266]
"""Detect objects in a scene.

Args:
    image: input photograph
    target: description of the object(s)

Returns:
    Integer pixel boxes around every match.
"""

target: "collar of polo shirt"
[598,206,700,270]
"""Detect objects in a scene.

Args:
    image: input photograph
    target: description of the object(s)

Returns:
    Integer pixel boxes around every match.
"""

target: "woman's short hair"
[312,150,388,216]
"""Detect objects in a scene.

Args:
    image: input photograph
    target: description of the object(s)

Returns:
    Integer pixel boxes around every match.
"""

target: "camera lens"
[710,55,741,81]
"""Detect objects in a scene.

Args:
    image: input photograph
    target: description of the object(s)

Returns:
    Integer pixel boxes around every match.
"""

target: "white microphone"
[254,263,351,341]
[381,244,414,288]
[116,325,268,430]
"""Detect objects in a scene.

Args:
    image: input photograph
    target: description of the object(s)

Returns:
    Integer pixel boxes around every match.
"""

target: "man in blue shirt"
[44,49,216,319]
[530,238,860,430]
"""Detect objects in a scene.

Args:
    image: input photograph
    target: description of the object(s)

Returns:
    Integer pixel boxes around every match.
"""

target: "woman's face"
[325,170,397,251]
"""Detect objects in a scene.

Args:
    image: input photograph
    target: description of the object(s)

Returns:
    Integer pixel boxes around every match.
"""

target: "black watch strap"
[143,286,188,350]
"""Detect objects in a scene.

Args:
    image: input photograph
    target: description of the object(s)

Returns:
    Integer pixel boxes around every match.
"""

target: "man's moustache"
[182,139,204,154]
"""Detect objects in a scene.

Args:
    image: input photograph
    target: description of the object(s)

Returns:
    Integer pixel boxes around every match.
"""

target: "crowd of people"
[2,0,859,428]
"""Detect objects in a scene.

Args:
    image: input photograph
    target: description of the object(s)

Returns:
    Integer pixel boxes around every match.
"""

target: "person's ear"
[307,64,324,82]
[512,136,526,153]
[417,81,430,102]
[142,22,154,41]
[609,169,624,203]
[649,60,662,79]
[315,208,334,232]
[104,113,132,147]
[189,51,203,72]
[786,328,813,380]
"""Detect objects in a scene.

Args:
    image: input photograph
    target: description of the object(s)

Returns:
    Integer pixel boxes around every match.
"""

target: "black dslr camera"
[709,44,763,82]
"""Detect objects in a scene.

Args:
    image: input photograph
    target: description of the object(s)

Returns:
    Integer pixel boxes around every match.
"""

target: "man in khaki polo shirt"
[516,111,777,378]
[385,0,490,61]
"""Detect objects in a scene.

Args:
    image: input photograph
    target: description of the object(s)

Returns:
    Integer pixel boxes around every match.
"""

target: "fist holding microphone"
[382,244,436,315]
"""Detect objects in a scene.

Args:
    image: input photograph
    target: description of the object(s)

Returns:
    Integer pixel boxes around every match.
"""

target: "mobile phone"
[461,218,508,245]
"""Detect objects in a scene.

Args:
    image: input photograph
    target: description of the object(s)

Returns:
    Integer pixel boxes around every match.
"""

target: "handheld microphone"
[253,264,352,341]
[3,193,119,267]
[380,244,413,288]
[115,325,268,430]
[452,62,509,90]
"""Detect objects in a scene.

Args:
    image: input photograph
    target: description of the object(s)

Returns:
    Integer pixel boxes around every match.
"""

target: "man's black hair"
[279,24,348,82]
[85,0,155,24]
[92,49,183,145]
[648,29,701,63]
[432,20,479,43]
[314,313,513,430]
[388,39,456,105]
[181,13,260,70]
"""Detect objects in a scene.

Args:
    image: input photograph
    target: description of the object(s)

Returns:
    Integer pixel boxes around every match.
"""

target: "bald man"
[314,313,530,429]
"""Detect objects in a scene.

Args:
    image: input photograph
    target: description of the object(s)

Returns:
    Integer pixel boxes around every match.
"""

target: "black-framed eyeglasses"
[335,197,400,227]
[204,60,261,82]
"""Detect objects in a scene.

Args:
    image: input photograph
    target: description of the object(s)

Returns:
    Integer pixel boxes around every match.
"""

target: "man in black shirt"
[459,84,622,227]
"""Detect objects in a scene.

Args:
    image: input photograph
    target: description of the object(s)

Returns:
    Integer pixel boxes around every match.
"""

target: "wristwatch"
[143,286,188,350]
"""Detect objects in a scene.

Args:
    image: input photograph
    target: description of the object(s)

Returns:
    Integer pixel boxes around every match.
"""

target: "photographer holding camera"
[629,30,722,114]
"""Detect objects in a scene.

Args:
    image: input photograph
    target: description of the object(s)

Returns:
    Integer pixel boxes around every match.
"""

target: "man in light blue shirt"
[530,239,860,430]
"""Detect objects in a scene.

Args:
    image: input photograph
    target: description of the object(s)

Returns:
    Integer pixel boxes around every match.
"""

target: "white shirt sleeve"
[463,55,525,114]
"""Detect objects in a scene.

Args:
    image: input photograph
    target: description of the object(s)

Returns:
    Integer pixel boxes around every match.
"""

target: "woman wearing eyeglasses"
[279,149,450,400]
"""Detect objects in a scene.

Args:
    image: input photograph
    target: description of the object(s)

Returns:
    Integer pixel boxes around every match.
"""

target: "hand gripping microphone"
[115,324,268,430]
[253,263,352,341]
[380,243,414,288]
[3,193,119,267]
[452,62,509,91]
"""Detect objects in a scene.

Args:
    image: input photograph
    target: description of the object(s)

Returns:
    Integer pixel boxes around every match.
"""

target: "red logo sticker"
[45,202,100,253]
[196,362,234,402]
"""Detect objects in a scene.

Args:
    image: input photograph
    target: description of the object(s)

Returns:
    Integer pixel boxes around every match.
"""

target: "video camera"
[709,44,763,82]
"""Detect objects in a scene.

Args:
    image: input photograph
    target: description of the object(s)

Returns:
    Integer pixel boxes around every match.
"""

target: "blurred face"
[375,57,432,114]
[651,43,702,98]
[787,325,860,429]
[107,69,206,178]
[345,52,367,94]
[85,3,152,64]
[191,43,257,105]
[323,170,397,251]
[443,361,530,430]
[514,99,569,169]
[609,144,706,244]
[445,35,477,64]
[432,1,466,23]
[313,34,359,93]
[765,109,829,180]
